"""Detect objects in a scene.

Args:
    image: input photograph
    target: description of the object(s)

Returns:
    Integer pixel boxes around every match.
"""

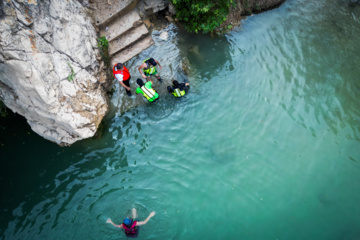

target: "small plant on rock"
[67,62,75,82]
[97,36,110,67]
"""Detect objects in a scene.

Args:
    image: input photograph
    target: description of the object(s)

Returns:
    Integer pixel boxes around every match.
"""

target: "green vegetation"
[255,3,260,12]
[171,0,235,34]
[242,0,251,15]
[67,62,75,82]
[97,36,115,97]
[97,36,110,67]
[0,100,8,117]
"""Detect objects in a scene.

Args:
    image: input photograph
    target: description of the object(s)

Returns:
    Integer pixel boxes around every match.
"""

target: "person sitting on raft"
[167,80,190,98]
[135,78,159,102]
[106,208,156,238]
[138,57,162,82]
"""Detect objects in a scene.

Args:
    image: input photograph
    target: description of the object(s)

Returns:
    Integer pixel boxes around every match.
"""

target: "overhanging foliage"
[171,0,234,34]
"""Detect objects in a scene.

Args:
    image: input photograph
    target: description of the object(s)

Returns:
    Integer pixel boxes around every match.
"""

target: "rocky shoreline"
[0,0,285,146]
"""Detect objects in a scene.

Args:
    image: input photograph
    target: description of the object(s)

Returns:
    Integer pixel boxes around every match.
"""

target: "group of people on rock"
[113,57,190,102]
[107,57,190,238]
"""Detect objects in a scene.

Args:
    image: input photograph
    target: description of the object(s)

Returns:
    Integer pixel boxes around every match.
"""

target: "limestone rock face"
[0,0,108,145]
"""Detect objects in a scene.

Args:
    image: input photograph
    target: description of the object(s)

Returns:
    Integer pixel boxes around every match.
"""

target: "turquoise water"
[1,0,360,239]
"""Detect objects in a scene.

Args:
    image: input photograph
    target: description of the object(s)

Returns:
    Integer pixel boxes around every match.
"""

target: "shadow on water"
[338,228,360,240]
[0,113,132,235]
[175,27,234,82]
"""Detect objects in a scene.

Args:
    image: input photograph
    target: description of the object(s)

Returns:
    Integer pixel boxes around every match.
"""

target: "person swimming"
[107,208,156,237]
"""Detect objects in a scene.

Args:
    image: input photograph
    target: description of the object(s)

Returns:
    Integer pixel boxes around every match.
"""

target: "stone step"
[111,35,154,65]
[93,0,141,29]
[100,9,142,42]
[109,24,149,56]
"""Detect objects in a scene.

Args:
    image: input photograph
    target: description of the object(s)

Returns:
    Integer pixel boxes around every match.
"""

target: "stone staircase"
[91,0,156,66]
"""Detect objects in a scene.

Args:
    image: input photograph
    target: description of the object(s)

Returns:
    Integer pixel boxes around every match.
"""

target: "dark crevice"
[0,0,5,20]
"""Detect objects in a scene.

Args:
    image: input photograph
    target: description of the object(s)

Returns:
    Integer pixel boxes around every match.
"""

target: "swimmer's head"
[123,218,132,227]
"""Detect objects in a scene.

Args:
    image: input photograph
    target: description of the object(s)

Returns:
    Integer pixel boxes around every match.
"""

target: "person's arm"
[155,59,162,69]
[179,82,186,88]
[167,86,174,94]
[119,80,131,91]
[183,82,190,92]
[138,63,147,78]
[106,218,123,229]
[136,211,155,226]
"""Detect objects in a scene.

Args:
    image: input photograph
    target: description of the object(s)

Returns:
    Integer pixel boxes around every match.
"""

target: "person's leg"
[124,78,131,96]
[155,74,161,81]
[153,68,161,81]
[131,208,137,219]
[146,76,153,82]
[136,78,144,87]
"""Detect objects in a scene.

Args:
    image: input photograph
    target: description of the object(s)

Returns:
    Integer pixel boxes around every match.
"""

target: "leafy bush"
[171,0,234,34]
[97,36,110,67]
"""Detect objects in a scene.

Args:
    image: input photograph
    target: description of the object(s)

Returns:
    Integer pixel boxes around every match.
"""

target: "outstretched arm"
[180,82,189,88]
[155,59,162,69]
[106,218,123,229]
[136,211,156,226]
[138,63,147,79]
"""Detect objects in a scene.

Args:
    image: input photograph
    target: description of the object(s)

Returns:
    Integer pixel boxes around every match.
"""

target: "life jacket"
[113,65,130,81]
[142,58,156,75]
[123,220,138,235]
[172,88,186,98]
[140,85,157,101]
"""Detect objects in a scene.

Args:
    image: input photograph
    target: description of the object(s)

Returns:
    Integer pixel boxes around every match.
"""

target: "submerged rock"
[159,31,169,40]
[0,0,108,146]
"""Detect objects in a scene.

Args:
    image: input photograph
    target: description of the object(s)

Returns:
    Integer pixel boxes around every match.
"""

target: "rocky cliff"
[0,0,286,146]
[0,0,108,146]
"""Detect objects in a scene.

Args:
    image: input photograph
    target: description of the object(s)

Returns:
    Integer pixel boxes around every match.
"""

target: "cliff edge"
[0,0,108,146]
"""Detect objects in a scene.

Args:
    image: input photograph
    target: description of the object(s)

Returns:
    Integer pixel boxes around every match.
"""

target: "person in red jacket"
[106,208,155,237]
[113,62,132,96]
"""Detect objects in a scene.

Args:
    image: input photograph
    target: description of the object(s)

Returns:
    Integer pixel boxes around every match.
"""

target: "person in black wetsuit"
[167,80,190,98]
